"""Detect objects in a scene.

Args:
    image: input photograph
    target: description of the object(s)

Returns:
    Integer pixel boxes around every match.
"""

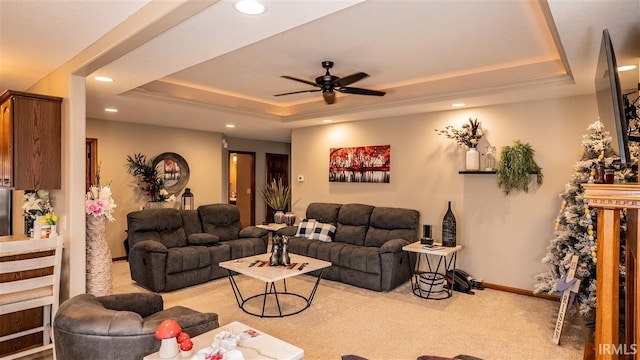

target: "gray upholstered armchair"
[53,293,219,360]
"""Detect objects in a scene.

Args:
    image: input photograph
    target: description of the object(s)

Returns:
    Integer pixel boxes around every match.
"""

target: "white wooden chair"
[0,235,63,360]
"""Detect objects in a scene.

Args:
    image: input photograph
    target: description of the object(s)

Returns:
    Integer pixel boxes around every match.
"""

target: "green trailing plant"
[496,140,543,195]
[260,178,290,211]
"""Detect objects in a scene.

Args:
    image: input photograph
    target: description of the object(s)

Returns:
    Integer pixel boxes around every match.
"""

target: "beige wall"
[86,118,223,259]
[291,94,597,291]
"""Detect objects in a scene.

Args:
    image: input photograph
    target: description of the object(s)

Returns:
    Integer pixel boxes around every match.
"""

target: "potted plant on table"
[260,178,291,224]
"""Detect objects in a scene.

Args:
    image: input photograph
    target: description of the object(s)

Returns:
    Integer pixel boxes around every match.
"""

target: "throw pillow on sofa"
[296,219,317,238]
[307,222,336,242]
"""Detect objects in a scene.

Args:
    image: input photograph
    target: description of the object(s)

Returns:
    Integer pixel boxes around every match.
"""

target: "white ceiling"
[1,0,638,143]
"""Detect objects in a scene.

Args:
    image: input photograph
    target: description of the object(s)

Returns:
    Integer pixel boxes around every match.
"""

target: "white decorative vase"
[465,148,480,171]
[86,214,113,296]
[274,211,285,224]
[284,212,296,226]
[33,216,45,238]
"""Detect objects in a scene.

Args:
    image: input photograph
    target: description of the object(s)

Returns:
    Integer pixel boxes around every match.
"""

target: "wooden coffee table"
[143,321,303,360]
[220,253,331,317]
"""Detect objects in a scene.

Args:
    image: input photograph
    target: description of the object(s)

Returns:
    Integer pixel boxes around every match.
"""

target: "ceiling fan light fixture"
[275,61,384,105]
[323,91,336,105]
[234,0,266,15]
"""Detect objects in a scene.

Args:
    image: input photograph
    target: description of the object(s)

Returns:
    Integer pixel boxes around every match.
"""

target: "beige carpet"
[19,260,584,360]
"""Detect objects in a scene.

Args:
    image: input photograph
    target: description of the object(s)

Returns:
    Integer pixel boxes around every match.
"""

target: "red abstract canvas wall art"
[329,145,390,183]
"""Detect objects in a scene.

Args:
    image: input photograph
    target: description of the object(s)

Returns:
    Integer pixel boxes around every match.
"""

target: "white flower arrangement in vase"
[22,190,53,237]
[22,190,53,219]
[435,118,484,149]
[436,118,485,170]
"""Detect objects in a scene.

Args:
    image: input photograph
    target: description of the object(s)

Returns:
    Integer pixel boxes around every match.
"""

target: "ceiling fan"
[274,61,386,104]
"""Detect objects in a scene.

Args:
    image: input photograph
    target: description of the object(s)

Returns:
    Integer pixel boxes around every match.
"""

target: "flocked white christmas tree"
[535,120,636,315]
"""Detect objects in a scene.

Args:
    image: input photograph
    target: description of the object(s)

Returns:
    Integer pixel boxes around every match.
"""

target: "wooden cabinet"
[0,90,62,189]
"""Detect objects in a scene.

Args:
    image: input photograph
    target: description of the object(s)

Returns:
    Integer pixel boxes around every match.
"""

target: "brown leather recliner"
[53,292,218,360]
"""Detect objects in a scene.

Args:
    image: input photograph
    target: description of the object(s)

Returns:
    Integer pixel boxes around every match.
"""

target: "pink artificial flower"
[87,199,106,217]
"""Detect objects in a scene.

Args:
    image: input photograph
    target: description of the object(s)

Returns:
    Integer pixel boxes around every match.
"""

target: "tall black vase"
[442,201,456,247]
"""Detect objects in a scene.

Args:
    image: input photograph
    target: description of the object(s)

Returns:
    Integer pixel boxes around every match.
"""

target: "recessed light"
[94,76,114,82]
[618,65,637,72]
[234,0,266,15]
[226,124,236,128]
[104,108,118,113]
[452,103,466,108]
[322,119,333,123]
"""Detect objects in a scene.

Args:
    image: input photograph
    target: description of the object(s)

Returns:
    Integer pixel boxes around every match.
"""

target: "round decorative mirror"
[152,152,190,195]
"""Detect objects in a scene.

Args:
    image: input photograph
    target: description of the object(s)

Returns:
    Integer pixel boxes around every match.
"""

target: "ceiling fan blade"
[335,72,369,87]
[281,75,320,88]
[323,92,336,104]
[274,89,321,97]
[338,87,386,96]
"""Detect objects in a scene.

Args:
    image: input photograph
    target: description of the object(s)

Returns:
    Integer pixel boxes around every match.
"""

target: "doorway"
[86,138,98,191]
[265,153,290,223]
[228,151,255,227]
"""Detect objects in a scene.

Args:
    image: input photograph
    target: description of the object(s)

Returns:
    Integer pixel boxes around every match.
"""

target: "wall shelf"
[458,170,496,174]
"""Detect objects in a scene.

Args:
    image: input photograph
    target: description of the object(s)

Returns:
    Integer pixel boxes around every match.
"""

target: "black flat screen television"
[595,29,630,164]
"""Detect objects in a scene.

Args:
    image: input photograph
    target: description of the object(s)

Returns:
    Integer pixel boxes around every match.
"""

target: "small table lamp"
[181,188,194,210]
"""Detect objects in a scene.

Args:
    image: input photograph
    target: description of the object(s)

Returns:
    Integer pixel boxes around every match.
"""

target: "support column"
[584,184,640,360]
[595,208,620,360]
